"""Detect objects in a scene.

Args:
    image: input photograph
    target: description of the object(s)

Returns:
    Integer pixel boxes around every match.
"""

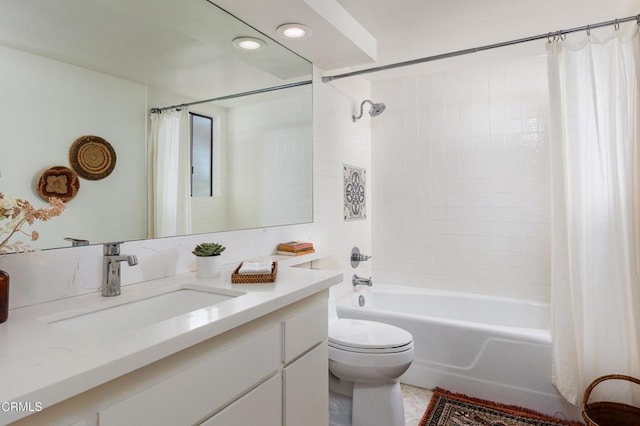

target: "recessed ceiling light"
[232,37,266,51]
[276,23,313,40]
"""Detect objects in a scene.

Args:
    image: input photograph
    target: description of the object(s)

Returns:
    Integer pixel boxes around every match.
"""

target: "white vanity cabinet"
[9,291,329,426]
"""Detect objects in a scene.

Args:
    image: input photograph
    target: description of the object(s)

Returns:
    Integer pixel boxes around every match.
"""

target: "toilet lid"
[328,319,413,351]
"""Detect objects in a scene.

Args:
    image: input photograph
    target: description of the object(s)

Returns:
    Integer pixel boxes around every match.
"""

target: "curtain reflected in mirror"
[148,110,192,238]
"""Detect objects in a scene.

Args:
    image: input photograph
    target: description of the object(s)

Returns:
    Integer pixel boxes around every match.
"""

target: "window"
[190,113,213,197]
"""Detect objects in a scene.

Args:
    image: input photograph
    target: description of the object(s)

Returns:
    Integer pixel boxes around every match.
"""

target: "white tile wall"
[1,67,372,309]
[371,55,551,301]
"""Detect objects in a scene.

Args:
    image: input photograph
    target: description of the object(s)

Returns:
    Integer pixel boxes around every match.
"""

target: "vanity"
[0,262,342,425]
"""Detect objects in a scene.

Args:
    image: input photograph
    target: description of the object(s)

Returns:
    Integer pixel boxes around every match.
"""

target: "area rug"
[419,388,584,426]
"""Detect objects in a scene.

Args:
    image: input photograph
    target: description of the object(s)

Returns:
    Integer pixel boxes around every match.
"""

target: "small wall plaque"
[343,164,366,221]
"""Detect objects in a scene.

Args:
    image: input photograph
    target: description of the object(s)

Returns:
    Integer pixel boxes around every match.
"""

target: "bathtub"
[334,284,580,420]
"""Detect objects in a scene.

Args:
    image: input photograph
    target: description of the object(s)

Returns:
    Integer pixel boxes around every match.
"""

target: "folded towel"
[238,260,273,275]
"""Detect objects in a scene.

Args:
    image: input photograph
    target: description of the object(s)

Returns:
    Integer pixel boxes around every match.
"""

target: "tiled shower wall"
[371,55,551,301]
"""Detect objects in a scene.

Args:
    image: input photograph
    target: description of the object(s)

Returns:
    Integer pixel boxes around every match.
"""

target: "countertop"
[0,259,342,424]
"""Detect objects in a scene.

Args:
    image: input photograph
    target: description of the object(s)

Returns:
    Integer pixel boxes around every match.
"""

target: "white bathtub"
[334,284,580,420]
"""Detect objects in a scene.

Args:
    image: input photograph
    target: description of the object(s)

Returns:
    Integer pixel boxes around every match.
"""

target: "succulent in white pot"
[192,243,226,278]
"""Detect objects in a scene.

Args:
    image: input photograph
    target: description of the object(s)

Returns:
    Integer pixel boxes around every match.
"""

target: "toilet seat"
[329,319,413,354]
[329,340,413,354]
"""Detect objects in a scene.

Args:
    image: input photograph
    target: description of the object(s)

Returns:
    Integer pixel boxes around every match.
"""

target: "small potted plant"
[192,242,226,278]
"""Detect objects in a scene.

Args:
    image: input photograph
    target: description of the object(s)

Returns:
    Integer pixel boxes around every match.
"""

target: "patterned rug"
[419,388,584,426]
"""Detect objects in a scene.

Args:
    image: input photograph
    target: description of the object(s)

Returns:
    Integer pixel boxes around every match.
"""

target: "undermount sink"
[48,289,237,337]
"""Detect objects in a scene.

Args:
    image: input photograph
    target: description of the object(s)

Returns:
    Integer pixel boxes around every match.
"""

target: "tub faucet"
[352,274,372,287]
[102,242,138,297]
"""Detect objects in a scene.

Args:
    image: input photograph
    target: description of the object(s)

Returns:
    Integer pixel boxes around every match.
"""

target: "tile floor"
[329,383,433,426]
[401,384,433,425]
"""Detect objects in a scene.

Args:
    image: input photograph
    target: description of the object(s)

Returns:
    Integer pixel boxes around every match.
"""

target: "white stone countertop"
[0,260,342,424]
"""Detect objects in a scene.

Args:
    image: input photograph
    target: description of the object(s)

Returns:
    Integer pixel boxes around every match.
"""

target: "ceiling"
[214,0,639,79]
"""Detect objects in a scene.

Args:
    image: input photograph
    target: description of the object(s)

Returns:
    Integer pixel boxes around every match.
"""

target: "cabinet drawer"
[99,326,281,426]
[282,302,327,363]
[199,374,282,426]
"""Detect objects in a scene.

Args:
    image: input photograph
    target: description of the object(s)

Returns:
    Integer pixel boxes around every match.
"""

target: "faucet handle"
[103,242,123,256]
[64,237,90,247]
[350,247,371,268]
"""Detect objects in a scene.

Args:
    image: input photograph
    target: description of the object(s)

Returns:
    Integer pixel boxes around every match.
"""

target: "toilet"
[328,318,415,426]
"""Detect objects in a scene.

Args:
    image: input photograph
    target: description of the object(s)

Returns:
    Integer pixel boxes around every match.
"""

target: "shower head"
[369,102,386,117]
[352,99,386,122]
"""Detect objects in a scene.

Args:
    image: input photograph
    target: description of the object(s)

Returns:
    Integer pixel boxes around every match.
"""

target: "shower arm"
[352,100,374,122]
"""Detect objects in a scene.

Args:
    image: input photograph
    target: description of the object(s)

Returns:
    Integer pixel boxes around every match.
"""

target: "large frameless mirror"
[0,0,313,251]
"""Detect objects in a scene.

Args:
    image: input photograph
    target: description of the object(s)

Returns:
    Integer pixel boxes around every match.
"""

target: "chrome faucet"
[102,242,138,297]
[352,274,372,287]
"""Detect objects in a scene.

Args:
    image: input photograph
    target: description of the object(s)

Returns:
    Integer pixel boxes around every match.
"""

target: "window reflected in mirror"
[190,113,214,198]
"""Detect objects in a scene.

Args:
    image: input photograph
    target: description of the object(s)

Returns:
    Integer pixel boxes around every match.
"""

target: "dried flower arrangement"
[0,193,65,253]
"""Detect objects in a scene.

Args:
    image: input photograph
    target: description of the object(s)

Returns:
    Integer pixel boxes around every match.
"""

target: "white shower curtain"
[547,29,640,405]
[148,109,192,238]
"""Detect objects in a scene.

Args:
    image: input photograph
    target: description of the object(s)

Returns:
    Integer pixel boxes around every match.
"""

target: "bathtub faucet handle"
[352,274,373,287]
[351,247,372,268]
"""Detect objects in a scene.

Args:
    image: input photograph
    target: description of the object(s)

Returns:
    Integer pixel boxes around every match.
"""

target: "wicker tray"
[231,261,278,284]
[582,374,640,426]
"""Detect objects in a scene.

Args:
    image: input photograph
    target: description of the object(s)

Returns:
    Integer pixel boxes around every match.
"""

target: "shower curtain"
[148,109,192,238]
[547,29,640,405]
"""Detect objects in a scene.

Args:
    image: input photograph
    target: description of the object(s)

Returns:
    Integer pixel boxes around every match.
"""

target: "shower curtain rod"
[322,14,640,82]
[150,80,312,113]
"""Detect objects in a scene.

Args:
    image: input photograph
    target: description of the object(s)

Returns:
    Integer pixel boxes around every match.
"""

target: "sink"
[48,289,236,337]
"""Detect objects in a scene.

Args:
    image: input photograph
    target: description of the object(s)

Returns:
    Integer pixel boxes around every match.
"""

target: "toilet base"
[352,380,405,426]
[330,375,405,426]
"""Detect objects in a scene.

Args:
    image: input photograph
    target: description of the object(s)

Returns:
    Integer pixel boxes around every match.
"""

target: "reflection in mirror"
[0,0,313,251]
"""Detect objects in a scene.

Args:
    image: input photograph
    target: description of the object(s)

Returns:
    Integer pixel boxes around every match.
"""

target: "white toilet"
[328,318,415,426]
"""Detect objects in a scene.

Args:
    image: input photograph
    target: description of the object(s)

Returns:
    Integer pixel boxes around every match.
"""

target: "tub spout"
[352,274,372,287]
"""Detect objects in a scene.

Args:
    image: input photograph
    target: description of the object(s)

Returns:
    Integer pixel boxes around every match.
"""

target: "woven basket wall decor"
[69,135,116,180]
[36,166,80,202]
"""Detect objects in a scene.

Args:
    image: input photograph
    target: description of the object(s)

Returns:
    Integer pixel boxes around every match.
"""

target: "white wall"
[0,67,372,309]
[371,55,551,301]
[0,44,147,249]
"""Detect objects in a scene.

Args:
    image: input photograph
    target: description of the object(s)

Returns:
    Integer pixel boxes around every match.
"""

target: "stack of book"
[276,241,315,256]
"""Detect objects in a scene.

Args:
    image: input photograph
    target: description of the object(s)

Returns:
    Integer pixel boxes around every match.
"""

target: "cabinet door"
[200,374,282,426]
[283,343,328,426]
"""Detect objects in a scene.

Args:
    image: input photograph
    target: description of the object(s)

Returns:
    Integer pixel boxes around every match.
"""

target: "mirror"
[0,0,313,251]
